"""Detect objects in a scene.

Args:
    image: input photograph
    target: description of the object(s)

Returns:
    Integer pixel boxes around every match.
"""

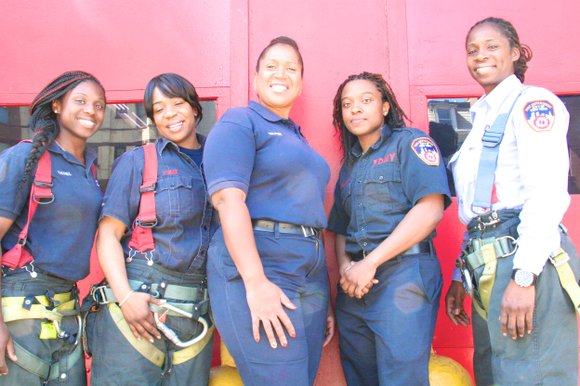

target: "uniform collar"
[157,133,206,153]
[471,74,523,114]
[249,100,301,133]
[48,142,97,167]
[351,124,393,158]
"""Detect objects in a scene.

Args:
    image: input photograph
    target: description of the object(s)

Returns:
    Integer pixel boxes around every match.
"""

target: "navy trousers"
[336,252,442,386]
[208,228,329,386]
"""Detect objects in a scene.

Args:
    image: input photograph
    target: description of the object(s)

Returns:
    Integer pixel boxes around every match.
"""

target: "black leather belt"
[350,241,432,261]
[252,219,321,237]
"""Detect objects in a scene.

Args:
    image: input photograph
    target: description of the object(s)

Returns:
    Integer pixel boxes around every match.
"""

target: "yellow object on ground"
[429,351,474,386]
[210,342,474,386]
[209,341,243,386]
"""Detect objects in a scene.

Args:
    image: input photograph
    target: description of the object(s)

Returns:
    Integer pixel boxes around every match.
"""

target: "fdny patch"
[411,137,440,166]
[523,100,555,132]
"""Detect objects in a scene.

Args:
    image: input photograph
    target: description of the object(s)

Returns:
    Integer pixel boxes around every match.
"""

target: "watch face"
[514,270,534,287]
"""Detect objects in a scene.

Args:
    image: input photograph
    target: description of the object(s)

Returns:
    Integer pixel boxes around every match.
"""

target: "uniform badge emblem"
[523,100,555,132]
[411,137,440,166]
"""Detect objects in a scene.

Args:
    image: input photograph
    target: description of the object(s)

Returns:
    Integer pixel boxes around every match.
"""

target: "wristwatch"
[512,269,537,288]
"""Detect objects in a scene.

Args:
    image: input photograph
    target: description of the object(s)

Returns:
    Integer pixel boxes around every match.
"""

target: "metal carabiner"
[154,302,209,348]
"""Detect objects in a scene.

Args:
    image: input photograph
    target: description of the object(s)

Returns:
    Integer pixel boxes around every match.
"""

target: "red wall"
[2,1,579,384]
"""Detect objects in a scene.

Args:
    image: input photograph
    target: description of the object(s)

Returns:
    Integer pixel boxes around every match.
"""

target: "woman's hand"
[245,277,296,349]
[119,292,164,342]
[0,321,16,376]
[340,259,379,298]
[445,280,470,327]
[500,281,535,340]
[322,304,335,347]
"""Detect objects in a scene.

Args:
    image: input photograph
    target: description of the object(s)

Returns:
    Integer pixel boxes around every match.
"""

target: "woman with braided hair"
[328,71,450,385]
[0,70,106,384]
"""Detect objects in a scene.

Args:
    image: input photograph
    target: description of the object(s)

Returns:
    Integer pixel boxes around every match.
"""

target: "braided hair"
[332,72,408,165]
[19,71,105,189]
[466,17,533,83]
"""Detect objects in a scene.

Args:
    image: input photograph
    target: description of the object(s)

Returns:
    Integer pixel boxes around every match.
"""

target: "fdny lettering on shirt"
[163,169,179,175]
[411,137,440,166]
[523,100,555,132]
[373,153,396,166]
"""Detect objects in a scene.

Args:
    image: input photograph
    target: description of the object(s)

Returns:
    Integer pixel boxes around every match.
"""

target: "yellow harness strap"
[107,303,214,367]
[473,243,498,319]
[550,249,580,315]
[1,292,77,323]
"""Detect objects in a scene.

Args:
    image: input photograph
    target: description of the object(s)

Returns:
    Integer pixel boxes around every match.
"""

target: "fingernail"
[502,333,507,336]
[149,338,154,343]
[281,341,287,347]
[290,332,296,338]
[271,342,277,349]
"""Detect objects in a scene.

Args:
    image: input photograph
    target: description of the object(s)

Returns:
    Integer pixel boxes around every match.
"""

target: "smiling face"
[52,80,106,143]
[151,87,198,148]
[466,22,520,94]
[253,43,303,118]
[340,79,390,152]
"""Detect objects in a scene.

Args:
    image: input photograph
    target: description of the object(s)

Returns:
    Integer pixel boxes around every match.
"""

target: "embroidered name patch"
[411,137,440,166]
[523,100,555,132]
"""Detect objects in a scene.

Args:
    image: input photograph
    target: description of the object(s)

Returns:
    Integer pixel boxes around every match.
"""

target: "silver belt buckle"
[301,225,315,237]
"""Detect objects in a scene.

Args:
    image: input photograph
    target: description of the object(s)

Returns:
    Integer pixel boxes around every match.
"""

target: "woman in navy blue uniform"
[203,36,333,386]
[90,73,215,385]
[328,72,451,386]
[0,71,106,384]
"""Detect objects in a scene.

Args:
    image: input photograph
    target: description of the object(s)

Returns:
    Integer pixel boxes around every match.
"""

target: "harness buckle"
[91,285,110,305]
[549,251,570,267]
[476,211,500,231]
[495,235,518,257]
[139,183,156,193]
[135,218,158,228]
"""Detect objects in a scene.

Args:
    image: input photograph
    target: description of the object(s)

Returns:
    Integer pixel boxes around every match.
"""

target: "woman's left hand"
[322,304,335,347]
[340,259,379,298]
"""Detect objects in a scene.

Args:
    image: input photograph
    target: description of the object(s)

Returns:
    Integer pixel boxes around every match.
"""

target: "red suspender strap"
[128,143,158,253]
[2,149,53,269]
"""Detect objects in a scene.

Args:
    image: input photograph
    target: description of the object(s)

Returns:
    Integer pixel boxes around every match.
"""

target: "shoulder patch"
[411,137,440,166]
[523,100,555,132]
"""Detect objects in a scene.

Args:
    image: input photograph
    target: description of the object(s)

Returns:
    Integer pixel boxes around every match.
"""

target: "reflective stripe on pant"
[207,228,329,386]
[469,215,580,386]
[0,270,85,386]
[88,261,213,386]
[336,252,442,386]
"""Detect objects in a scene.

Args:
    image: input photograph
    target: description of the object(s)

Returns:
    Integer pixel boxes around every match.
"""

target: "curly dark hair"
[19,71,105,190]
[466,17,533,83]
[332,72,408,164]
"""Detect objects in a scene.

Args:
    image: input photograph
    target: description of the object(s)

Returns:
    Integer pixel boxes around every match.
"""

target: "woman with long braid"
[0,71,106,384]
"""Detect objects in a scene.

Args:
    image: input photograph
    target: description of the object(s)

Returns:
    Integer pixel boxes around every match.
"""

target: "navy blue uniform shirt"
[328,125,451,257]
[100,136,214,273]
[203,101,330,228]
[0,142,102,281]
